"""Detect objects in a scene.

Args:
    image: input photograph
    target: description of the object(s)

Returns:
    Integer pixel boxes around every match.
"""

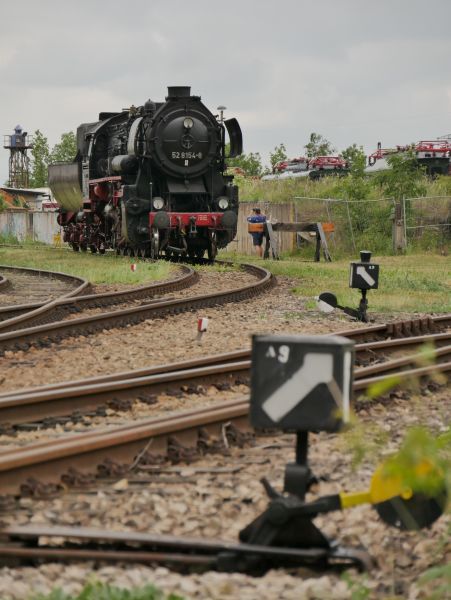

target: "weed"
[341,572,371,600]
[31,581,184,600]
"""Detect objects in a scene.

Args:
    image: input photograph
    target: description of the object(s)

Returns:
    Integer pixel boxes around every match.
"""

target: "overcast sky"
[1,0,451,184]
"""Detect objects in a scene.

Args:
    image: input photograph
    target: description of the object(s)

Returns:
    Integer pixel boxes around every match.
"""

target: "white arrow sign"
[262,353,334,422]
[356,266,376,287]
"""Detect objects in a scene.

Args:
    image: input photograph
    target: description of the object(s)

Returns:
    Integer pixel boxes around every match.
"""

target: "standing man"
[247,207,267,258]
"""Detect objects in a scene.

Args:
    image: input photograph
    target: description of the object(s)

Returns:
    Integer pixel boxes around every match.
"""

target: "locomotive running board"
[0,524,373,573]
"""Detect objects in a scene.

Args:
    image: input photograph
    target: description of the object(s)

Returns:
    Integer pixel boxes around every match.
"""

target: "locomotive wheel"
[72,244,80,252]
[80,243,88,253]
[90,245,97,254]
[195,249,205,259]
[99,246,106,255]
[119,248,127,256]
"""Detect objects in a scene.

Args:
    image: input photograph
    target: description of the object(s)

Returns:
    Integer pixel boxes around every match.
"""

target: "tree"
[341,148,371,203]
[304,132,335,158]
[226,144,263,176]
[341,144,366,167]
[378,150,427,201]
[30,130,50,188]
[269,143,288,171]
[50,131,77,163]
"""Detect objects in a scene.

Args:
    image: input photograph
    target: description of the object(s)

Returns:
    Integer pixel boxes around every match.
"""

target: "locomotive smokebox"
[166,86,191,99]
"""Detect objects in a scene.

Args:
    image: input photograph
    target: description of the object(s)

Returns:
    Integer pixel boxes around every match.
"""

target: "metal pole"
[345,198,356,252]
[402,196,407,250]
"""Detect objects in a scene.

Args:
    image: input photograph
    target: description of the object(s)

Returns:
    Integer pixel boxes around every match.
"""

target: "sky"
[1,0,451,183]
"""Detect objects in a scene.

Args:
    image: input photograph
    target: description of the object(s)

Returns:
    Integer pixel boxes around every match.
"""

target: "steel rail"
[0,360,250,424]
[0,265,197,329]
[0,265,89,310]
[0,275,9,290]
[0,263,274,354]
[0,524,347,568]
[0,398,251,493]
[0,332,450,425]
[0,360,448,495]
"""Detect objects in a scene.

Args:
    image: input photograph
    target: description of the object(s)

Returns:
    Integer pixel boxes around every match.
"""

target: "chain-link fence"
[402,196,451,251]
[293,197,395,255]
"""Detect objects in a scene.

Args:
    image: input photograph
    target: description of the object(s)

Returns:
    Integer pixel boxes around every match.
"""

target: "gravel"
[0,274,363,394]
[0,388,449,599]
[0,269,448,599]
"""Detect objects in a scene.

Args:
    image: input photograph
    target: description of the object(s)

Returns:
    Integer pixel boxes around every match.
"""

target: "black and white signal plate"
[250,335,354,432]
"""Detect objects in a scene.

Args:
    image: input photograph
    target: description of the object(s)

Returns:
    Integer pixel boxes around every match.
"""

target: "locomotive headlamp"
[218,197,229,210]
[153,197,165,210]
[183,117,194,130]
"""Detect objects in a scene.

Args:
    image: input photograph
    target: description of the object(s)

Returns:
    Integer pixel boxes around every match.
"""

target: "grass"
[222,250,451,314]
[32,582,183,600]
[236,172,451,204]
[0,246,173,285]
[1,242,449,313]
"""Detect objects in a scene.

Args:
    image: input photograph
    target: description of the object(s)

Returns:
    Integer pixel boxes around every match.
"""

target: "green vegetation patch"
[223,252,451,314]
[0,247,173,285]
[32,581,183,600]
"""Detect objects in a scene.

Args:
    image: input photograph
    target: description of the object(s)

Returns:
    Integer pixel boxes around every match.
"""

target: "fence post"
[392,200,406,252]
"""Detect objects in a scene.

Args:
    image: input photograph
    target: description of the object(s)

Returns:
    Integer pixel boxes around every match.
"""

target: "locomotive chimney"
[167,86,191,99]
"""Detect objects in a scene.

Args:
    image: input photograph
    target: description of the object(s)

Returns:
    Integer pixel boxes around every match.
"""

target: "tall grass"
[237,174,451,256]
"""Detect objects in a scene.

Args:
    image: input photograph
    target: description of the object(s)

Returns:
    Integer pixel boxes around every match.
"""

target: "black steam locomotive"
[49,86,242,260]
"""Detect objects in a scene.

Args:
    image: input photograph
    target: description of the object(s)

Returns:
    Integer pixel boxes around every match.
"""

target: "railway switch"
[233,334,447,572]
[318,250,379,322]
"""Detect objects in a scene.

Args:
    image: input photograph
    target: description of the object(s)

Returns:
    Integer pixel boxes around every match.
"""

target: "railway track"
[0,323,449,496]
[0,264,197,326]
[0,265,89,318]
[0,328,450,426]
[0,262,273,354]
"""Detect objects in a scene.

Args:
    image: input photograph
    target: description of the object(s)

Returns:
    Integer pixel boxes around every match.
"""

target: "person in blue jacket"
[247,207,267,257]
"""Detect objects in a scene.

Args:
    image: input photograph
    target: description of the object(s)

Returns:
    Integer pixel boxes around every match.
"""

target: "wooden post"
[392,201,406,252]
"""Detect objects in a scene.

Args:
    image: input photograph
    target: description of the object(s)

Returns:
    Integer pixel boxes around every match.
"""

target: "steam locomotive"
[49,87,242,259]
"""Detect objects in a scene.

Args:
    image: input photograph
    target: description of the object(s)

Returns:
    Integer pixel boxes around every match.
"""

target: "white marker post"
[197,317,209,343]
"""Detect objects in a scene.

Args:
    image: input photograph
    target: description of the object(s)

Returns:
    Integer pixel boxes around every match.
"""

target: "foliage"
[30,129,50,188]
[226,143,263,176]
[341,148,371,202]
[0,194,7,212]
[418,552,451,599]
[376,150,428,201]
[50,131,77,163]
[341,573,371,600]
[304,132,335,158]
[269,143,288,171]
[341,144,366,167]
[381,426,450,497]
[32,581,184,600]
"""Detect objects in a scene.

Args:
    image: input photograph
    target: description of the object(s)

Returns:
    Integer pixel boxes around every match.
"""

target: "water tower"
[3,125,33,188]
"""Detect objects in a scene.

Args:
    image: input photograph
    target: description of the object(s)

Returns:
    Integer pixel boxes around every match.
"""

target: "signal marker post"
[317,250,380,322]
[196,317,209,343]
[235,334,373,571]
[349,250,379,322]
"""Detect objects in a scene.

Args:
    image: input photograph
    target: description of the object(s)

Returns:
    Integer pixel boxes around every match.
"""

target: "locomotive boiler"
[49,86,242,259]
